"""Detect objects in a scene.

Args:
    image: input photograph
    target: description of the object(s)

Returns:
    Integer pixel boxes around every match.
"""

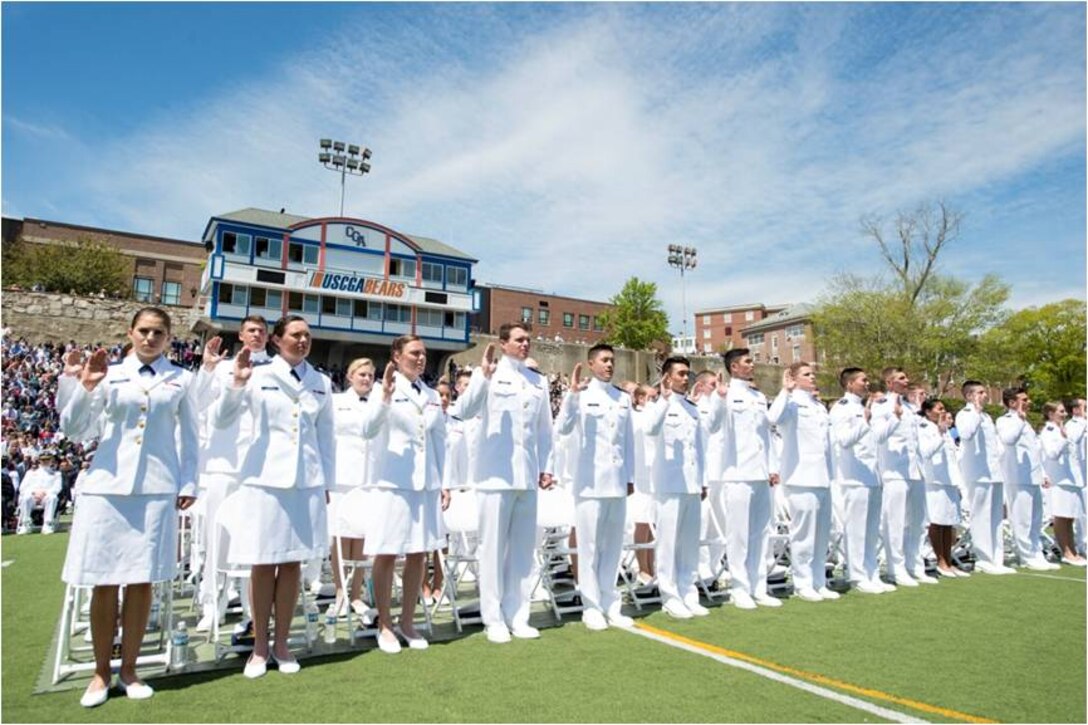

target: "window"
[538,309,550,326]
[771,335,779,350]
[447,266,468,288]
[753,351,762,362]
[724,325,733,336]
[593,316,603,331]
[218,283,247,306]
[421,262,444,285]
[322,296,351,317]
[703,329,712,339]
[389,258,416,278]
[745,310,755,321]
[563,313,574,328]
[418,309,443,328]
[578,314,590,330]
[521,307,532,323]
[133,277,154,303]
[288,242,319,265]
[250,288,282,309]
[161,281,181,306]
[748,332,764,345]
[792,344,801,362]
[702,315,711,325]
[384,304,411,323]
[288,291,318,313]
[254,236,282,262]
[786,323,805,338]
[354,299,382,320]
[445,311,465,328]
[703,343,712,353]
[222,231,251,255]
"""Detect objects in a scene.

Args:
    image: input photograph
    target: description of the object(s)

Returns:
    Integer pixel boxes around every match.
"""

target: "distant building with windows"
[671,333,697,355]
[470,283,613,345]
[198,208,477,370]
[692,303,788,355]
[740,303,818,366]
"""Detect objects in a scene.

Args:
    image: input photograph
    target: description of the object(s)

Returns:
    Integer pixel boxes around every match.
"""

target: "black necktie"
[359,395,368,402]
[291,369,301,382]
[139,364,156,377]
[412,381,421,394]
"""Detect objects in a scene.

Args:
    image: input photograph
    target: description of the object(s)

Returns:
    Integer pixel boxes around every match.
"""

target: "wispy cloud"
[5,3,1084,327]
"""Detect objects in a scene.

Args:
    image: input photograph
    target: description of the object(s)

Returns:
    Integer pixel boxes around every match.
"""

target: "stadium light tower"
[667,244,697,340]
[318,138,372,217]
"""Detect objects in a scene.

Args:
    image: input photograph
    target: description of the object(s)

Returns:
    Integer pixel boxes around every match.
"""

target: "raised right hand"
[202,336,224,371]
[658,376,673,399]
[481,343,498,380]
[381,361,396,402]
[782,368,796,392]
[80,349,109,391]
[232,347,253,388]
[569,363,589,393]
[63,350,85,377]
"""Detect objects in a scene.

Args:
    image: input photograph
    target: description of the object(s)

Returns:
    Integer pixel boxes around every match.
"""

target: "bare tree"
[860,200,965,306]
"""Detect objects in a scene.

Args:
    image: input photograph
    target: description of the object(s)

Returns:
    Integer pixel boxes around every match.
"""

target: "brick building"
[471,284,613,345]
[740,303,818,366]
[693,303,788,355]
[2,216,205,307]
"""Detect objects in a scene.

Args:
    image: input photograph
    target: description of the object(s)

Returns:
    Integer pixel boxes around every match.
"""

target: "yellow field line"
[634,622,999,724]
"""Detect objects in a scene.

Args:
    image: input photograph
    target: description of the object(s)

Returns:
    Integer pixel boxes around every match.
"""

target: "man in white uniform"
[872,367,934,586]
[713,349,780,610]
[190,315,270,630]
[1064,398,1087,553]
[17,451,62,534]
[555,344,636,630]
[996,387,1057,571]
[956,381,1015,574]
[830,368,895,594]
[456,323,554,644]
[694,371,729,587]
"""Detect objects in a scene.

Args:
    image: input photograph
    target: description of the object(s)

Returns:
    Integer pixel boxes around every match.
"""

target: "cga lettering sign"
[344,225,368,247]
[309,271,405,299]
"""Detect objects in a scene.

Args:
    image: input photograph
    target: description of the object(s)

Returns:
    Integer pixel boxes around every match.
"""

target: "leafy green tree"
[968,299,1086,402]
[3,238,129,297]
[599,277,670,351]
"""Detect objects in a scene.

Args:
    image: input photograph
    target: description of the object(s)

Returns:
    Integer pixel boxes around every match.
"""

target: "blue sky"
[3,2,1084,331]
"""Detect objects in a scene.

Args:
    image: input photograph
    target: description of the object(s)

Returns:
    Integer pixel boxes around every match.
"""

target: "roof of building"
[476,282,613,307]
[211,208,477,262]
[740,303,817,334]
[694,302,788,315]
[11,216,202,248]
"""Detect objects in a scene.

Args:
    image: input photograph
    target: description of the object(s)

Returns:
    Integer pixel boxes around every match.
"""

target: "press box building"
[198,208,478,372]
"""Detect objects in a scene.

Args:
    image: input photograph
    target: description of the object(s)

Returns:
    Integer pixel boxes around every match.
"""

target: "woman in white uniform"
[1039,402,1087,566]
[362,335,448,653]
[215,315,335,677]
[629,384,659,584]
[918,399,967,577]
[329,357,377,618]
[59,307,198,708]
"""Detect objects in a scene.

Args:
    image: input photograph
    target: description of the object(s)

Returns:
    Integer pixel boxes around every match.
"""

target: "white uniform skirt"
[365,488,444,555]
[1051,485,1087,519]
[925,484,962,526]
[62,493,177,586]
[328,486,376,539]
[627,491,656,524]
[226,485,327,565]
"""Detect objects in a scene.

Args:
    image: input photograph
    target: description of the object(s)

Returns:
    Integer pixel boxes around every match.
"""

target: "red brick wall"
[480,287,614,344]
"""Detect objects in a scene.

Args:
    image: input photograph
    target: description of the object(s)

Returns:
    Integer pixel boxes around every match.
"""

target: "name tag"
[110,379,131,384]
[311,390,325,396]
[260,386,279,391]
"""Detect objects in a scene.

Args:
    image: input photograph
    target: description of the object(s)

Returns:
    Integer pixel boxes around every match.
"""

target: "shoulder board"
[109,360,123,366]
[612,384,628,394]
[837,399,848,405]
[311,389,325,396]
[170,360,185,368]
[252,359,273,367]
[451,415,463,422]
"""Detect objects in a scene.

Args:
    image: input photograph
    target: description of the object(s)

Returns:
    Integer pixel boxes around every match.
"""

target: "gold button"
[140,405,148,413]
[292,427,298,433]
[136,437,143,444]
[144,391,150,397]
[138,422,145,429]
[293,412,299,418]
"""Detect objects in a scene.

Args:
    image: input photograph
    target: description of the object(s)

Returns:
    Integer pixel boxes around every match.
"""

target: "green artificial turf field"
[2,528,1084,723]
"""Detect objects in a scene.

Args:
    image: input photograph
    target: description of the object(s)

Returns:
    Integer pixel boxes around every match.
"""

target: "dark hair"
[271,315,308,343]
[722,348,750,375]
[961,380,984,397]
[1062,398,1081,415]
[839,367,866,390]
[661,356,690,377]
[455,369,472,382]
[130,307,171,332]
[241,314,268,329]
[391,334,423,357]
[587,343,613,360]
[920,398,944,417]
[498,322,529,342]
[1002,387,1026,408]
[882,366,904,382]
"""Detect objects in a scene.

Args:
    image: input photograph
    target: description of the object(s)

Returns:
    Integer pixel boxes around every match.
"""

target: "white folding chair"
[697,497,730,602]
[535,485,582,621]
[439,487,482,633]
[618,504,662,611]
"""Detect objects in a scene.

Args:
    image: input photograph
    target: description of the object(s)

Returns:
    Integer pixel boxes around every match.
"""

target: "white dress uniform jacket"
[918,420,964,526]
[61,355,198,497]
[331,390,375,491]
[643,394,709,495]
[554,379,636,498]
[215,356,336,491]
[996,412,1045,487]
[870,394,922,482]
[956,403,1002,484]
[363,373,446,491]
[1065,415,1087,482]
[715,379,776,482]
[1040,422,1087,524]
[767,389,832,488]
[191,352,270,476]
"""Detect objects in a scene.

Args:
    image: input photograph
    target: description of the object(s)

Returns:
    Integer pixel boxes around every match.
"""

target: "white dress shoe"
[731,590,757,610]
[41,525,55,535]
[817,587,840,600]
[582,609,609,631]
[893,573,919,587]
[509,623,541,639]
[80,680,111,708]
[683,597,710,616]
[795,587,823,602]
[878,579,897,593]
[996,564,1017,574]
[911,571,938,584]
[607,610,635,628]
[853,581,884,594]
[754,593,782,608]
[1060,556,1088,567]
[975,562,999,574]
[936,567,959,578]
[485,624,512,644]
[270,652,301,674]
[952,567,971,577]
[1024,559,1053,571]
[395,627,429,650]
[376,630,402,654]
[243,655,268,679]
[119,676,154,700]
[662,598,693,618]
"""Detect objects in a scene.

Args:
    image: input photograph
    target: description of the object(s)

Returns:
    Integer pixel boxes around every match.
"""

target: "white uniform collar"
[123,354,169,376]
[499,355,525,373]
[843,391,863,405]
[272,355,308,382]
[588,377,611,393]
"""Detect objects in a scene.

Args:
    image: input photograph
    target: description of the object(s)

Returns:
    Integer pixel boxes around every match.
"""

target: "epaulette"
[109,360,123,366]
[252,359,273,367]
[612,384,629,395]
[170,360,186,368]
[837,399,848,405]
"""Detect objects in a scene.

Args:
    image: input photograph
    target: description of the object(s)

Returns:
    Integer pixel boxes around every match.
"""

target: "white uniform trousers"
[724,481,772,596]
[654,492,701,603]
[785,486,831,591]
[18,492,58,529]
[698,482,728,580]
[881,478,927,575]
[969,481,1005,566]
[476,489,538,628]
[574,496,627,614]
[840,484,882,584]
[1005,484,1043,563]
